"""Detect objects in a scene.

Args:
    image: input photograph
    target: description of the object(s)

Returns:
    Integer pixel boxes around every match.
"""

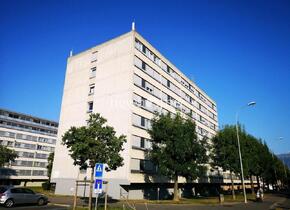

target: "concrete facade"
[0,109,58,186]
[52,29,219,199]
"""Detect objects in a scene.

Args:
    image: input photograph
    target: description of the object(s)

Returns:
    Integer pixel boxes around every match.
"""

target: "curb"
[48,203,71,207]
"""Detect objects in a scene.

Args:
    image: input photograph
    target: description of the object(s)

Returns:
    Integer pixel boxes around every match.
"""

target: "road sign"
[94,179,103,194]
[95,163,103,177]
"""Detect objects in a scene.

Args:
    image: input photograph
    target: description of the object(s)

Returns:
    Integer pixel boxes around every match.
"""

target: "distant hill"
[277,153,290,169]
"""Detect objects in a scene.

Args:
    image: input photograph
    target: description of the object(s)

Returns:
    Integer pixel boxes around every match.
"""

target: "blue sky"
[1,0,290,154]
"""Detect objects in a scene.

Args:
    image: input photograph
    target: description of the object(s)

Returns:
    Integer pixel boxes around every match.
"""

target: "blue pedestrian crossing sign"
[95,163,103,177]
[94,179,103,194]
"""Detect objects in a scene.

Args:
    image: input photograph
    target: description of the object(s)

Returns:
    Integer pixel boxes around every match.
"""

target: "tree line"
[0,112,289,206]
[211,124,289,199]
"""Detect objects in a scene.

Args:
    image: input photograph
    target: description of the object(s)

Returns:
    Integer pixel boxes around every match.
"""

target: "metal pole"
[83,176,87,198]
[104,182,108,210]
[157,187,160,201]
[272,153,278,189]
[73,180,78,210]
[236,112,247,204]
[95,193,98,210]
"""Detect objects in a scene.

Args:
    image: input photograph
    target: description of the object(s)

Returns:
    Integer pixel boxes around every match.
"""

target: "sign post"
[94,163,103,210]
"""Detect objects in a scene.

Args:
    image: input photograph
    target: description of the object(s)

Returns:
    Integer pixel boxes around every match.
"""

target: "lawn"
[121,193,256,205]
[27,186,74,198]
[26,186,258,207]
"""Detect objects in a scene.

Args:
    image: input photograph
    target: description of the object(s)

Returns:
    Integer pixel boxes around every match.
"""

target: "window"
[167,80,170,88]
[132,135,150,149]
[17,170,32,176]
[131,158,156,173]
[89,85,95,95]
[141,117,145,127]
[91,51,98,63]
[11,188,24,194]
[90,67,96,77]
[141,97,146,107]
[140,137,145,148]
[132,114,151,129]
[22,189,34,194]
[141,78,146,88]
[35,153,48,159]
[141,61,146,70]
[32,170,47,176]
[142,45,146,53]
[34,161,47,168]
[88,102,93,112]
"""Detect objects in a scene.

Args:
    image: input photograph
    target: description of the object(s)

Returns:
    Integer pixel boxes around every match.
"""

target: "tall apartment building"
[52,27,218,199]
[0,109,57,186]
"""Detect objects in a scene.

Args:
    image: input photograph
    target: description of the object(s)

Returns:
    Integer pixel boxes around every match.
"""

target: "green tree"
[0,145,18,167]
[244,137,278,191]
[211,124,247,200]
[62,113,126,210]
[47,152,54,182]
[148,113,208,201]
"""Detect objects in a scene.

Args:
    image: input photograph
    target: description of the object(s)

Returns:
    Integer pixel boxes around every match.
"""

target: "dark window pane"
[22,189,34,194]
[141,117,145,127]
[141,61,146,70]
[11,188,24,194]
[141,79,146,88]
[140,137,145,148]
[0,187,7,193]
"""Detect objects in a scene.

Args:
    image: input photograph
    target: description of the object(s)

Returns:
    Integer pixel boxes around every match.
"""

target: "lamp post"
[236,101,256,204]
[278,137,288,188]
[271,152,278,189]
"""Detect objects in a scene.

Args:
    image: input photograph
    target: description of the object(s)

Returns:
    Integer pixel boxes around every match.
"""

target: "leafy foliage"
[211,125,241,174]
[212,124,289,190]
[148,113,209,200]
[0,145,18,167]
[62,113,126,210]
[47,152,54,181]
[62,113,126,170]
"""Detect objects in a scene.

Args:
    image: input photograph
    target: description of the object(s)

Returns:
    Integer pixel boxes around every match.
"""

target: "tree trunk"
[250,175,255,195]
[230,171,236,200]
[262,178,266,191]
[256,175,260,189]
[173,173,179,201]
[88,167,94,210]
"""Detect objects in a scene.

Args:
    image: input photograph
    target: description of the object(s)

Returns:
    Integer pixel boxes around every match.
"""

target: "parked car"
[0,186,48,208]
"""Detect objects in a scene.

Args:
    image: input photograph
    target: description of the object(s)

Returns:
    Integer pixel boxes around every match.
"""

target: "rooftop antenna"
[132,21,135,31]
[69,49,73,57]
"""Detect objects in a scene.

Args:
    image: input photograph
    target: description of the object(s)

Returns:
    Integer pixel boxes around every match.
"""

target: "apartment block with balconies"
[0,109,58,186]
[51,27,218,199]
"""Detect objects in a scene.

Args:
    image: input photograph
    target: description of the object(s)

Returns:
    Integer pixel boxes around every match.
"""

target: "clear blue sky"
[1,0,290,154]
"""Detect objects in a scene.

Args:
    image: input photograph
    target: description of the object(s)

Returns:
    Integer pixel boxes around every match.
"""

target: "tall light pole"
[278,137,288,188]
[236,101,256,204]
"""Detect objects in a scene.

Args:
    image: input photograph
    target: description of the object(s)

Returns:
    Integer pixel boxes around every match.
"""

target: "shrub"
[42,181,51,190]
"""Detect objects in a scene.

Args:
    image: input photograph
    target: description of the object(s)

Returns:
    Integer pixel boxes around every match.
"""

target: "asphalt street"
[0,194,289,210]
[0,204,68,210]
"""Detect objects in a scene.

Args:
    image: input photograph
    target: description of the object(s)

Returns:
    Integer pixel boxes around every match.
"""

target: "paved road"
[0,204,68,210]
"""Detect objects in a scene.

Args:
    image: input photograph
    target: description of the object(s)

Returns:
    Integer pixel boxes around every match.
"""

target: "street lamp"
[236,101,256,204]
[278,137,288,188]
